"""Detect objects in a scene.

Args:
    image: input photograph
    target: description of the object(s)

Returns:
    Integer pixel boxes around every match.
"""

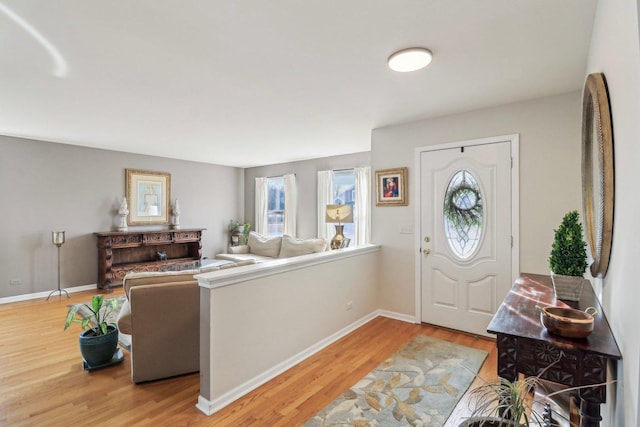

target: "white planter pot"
[551,273,585,301]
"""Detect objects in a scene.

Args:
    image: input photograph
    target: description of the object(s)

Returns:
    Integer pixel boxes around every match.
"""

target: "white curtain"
[354,166,371,246]
[283,173,297,236]
[255,177,268,235]
[317,170,334,240]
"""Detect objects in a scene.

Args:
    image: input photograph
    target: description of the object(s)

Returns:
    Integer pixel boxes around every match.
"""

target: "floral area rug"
[74,294,131,351]
[304,335,488,427]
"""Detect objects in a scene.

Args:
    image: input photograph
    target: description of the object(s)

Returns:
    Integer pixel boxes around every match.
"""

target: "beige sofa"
[116,260,254,383]
[216,232,328,263]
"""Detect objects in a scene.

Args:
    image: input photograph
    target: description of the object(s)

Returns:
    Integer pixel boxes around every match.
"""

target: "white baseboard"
[0,284,98,305]
[196,308,415,416]
[376,309,419,324]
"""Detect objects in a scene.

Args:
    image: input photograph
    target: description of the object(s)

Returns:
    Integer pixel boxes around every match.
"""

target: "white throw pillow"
[228,245,249,254]
[279,235,327,258]
[248,232,282,257]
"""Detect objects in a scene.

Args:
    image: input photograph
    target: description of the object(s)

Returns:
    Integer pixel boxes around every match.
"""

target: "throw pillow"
[228,245,249,254]
[279,235,327,258]
[248,231,282,257]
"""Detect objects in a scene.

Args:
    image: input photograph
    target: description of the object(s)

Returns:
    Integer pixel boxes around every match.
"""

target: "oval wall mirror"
[581,72,614,278]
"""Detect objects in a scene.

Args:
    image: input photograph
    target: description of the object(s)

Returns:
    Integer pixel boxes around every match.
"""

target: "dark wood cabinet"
[94,229,205,289]
[487,273,621,427]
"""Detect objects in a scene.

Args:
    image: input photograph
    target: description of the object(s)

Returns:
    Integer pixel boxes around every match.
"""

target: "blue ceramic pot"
[79,325,118,366]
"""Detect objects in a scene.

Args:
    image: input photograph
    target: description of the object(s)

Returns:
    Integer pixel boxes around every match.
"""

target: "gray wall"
[0,136,242,297]
[371,91,583,316]
[243,152,370,239]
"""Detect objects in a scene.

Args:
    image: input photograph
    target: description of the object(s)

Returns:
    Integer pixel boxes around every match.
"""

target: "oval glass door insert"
[443,170,484,259]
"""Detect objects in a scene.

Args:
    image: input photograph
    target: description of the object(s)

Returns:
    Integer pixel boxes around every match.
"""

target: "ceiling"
[0,1,597,168]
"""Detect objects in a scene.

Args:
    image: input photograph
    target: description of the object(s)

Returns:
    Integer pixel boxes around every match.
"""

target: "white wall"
[196,246,381,414]
[0,136,242,297]
[587,0,640,425]
[371,92,582,316]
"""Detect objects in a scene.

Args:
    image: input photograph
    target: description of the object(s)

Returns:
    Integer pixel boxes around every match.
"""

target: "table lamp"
[325,204,353,250]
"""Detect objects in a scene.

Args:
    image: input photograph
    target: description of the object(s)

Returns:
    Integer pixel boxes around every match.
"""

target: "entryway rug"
[304,335,488,427]
[74,294,131,351]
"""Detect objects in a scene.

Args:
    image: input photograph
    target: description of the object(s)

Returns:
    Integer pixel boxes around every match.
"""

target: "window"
[256,174,296,237]
[443,170,483,259]
[267,176,285,237]
[318,167,370,246]
[332,170,356,243]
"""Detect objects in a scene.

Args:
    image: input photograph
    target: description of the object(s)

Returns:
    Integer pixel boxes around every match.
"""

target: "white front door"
[419,137,515,336]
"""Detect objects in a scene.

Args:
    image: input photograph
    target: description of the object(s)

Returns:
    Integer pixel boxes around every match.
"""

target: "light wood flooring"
[0,287,498,426]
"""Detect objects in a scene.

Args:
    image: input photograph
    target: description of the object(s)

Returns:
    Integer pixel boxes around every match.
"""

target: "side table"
[487,273,621,427]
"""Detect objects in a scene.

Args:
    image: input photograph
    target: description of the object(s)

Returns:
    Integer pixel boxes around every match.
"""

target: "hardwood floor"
[0,288,498,426]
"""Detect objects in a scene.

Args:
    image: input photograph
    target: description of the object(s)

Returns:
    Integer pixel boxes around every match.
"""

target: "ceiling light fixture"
[388,47,432,72]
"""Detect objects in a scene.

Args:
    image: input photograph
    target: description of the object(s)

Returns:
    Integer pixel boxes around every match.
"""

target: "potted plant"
[64,295,119,367]
[548,210,588,301]
[241,223,251,245]
[460,375,550,426]
[228,220,251,246]
[460,360,611,427]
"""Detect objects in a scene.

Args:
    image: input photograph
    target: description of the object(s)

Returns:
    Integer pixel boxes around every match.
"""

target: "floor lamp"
[47,231,69,300]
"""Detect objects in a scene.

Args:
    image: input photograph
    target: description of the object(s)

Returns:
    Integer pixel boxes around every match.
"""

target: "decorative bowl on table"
[538,306,598,338]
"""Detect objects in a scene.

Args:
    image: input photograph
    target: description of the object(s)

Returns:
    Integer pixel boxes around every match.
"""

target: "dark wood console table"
[95,228,204,290]
[487,273,621,427]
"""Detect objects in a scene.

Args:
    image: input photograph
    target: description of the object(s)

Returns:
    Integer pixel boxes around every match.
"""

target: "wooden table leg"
[579,398,602,427]
[570,395,581,426]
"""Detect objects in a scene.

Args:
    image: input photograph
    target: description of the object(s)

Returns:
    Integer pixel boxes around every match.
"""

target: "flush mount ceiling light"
[388,47,433,72]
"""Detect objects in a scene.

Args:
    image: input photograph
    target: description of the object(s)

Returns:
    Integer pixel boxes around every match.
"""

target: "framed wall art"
[125,169,171,225]
[375,167,408,206]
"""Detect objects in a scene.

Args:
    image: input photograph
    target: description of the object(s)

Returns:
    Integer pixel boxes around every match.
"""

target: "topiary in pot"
[548,210,588,301]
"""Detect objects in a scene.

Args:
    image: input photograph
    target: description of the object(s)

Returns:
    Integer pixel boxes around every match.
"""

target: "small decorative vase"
[172,199,181,230]
[117,197,129,232]
[551,273,585,302]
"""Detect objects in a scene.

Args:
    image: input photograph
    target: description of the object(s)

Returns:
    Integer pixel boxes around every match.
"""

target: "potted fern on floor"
[460,375,551,426]
[460,359,612,427]
[65,295,121,368]
[548,210,588,301]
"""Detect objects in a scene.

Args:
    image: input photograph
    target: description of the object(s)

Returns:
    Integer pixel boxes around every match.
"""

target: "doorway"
[416,135,519,336]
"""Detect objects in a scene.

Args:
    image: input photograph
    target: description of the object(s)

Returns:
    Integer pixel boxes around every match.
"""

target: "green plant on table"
[228,219,242,232]
[228,219,251,245]
[240,223,251,245]
[548,210,588,277]
[64,295,118,336]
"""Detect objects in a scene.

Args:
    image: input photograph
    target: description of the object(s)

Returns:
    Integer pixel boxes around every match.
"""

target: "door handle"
[423,248,431,255]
